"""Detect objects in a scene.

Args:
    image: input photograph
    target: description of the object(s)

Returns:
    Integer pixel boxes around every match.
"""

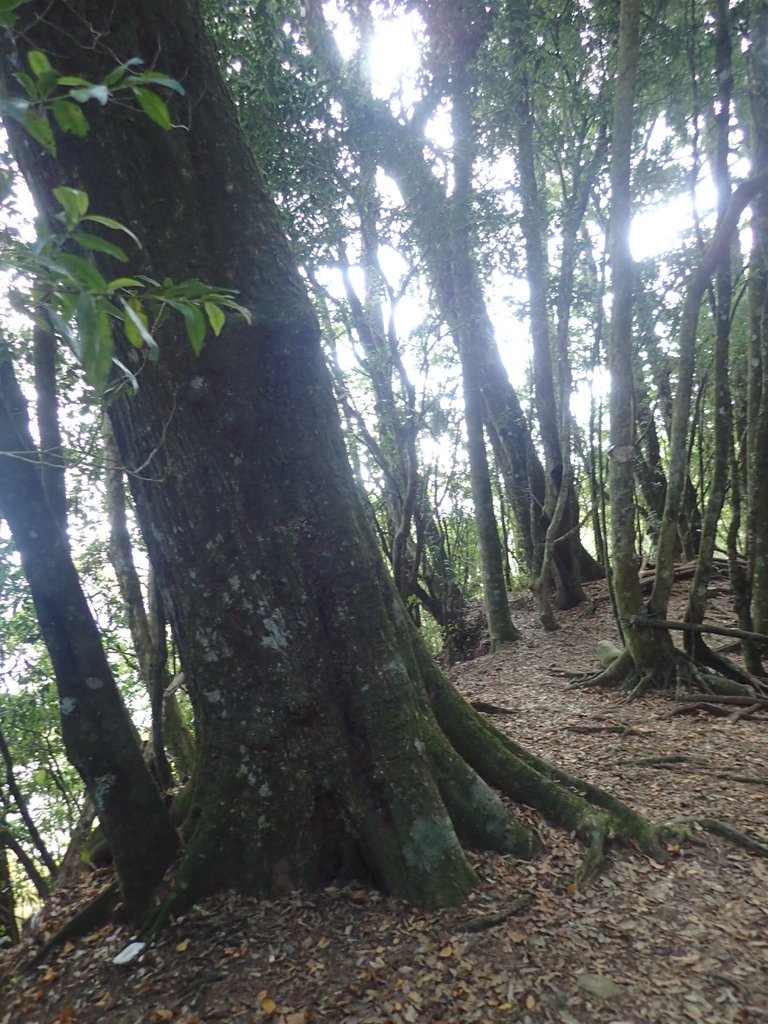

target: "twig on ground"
[461,895,534,932]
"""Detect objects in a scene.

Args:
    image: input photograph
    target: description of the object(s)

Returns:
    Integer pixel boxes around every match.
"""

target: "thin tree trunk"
[0,721,57,877]
[0,355,179,919]
[685,0,734,655]
[607,0,659,671]
[452,77,520,648]
[103,419,195,775]
[33,321,67,536]
[0,833,20,945]
[745,0,768,669]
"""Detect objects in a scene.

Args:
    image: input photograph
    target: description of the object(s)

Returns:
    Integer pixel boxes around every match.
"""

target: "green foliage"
[0,55,251,389]
[0,187,249,389]
[0,50,185,156]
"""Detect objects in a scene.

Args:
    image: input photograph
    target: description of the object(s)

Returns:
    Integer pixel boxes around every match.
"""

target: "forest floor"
[2,577,768,1024]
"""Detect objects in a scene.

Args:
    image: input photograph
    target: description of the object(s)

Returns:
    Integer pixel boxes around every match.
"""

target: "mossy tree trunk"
[605,0,671,683]
[745,0,768,671]
[5,0,663,917]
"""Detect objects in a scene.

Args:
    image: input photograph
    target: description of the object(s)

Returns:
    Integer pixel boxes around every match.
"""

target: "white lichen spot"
[61,697,77,715]
[203,689,223,704]
[92,772,116,810]
[385,654,407,677]
[85,677,104,690]
[403,815,453,870]
[191,375,206,391]
[259,782,271,798]
[228,576,241,592]
[413,738,426,755]
[261,610,290,651]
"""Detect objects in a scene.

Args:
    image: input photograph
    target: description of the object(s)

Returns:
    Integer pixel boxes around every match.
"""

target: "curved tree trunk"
[5,0,663,919]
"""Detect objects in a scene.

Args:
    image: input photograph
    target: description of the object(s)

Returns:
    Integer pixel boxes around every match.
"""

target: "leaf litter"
[2,580,767,1023]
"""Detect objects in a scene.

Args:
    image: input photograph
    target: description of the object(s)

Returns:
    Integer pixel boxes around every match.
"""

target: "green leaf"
[22,110,55,153]
[83,215,141,247]
[121,297,157,353]
[130,71,185,95]
[35,69,60,98]
[111,356,139,391]
[53,186,89,226]
[0,96,30,123]
[173,302,206,355]
[0,0,27,22]
[47,310,79,353]
[133,87,171,130]
[14,71,37,98]
[55,75,91,87]
[79,300,114,389]
[104,57,144,87]
[220,298,252,324]
[69,84,108,106]
[72,231,128,262]
[204,301,226,337]
[51,99,89,137]
[107,277,143,289]
[27,50,53,77]
[56,253,108,292]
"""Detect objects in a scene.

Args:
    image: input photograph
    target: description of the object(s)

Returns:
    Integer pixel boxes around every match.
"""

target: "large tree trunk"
[4,0,663,919]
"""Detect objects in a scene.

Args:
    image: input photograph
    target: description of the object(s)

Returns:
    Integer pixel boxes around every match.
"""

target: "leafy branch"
[0,47,251,389]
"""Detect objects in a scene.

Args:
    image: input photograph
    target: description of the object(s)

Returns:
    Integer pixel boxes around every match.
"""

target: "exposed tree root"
[668,702,733,717]
[424,661,673,885]
[568,649,635,689]
[460,894,534,932]
[625,755,768,789]
[575,638,759,701]
[565,724,645,736]
[729,703,768,723]
[674,693,768,707]
[684,819,768,858]
[469,700,516,716]
[668,694,768,720]
[33,884,118,963]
